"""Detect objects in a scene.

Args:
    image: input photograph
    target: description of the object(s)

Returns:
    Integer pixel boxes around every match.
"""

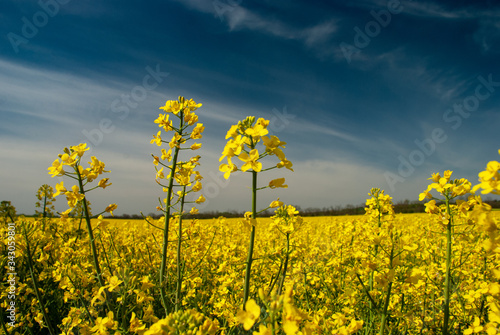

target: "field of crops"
[1,97,499,335]
[2,209,500,334]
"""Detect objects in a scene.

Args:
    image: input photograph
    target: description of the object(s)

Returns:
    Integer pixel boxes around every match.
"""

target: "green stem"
[159,108,185,315]
[379,241,394,335]
[76,167,105,289]
[479,256,488,319]
[379,281,393,335]
[98,234,114,277]
[243,170,257,304]
[159,144,180,315]
[303,269,311,311]
[0,308,11,335]
[267,259,283,295]
[42,191,47,231]
[369,271,375,307]
[42,191,47,219]
[23,225,56,335]
[442,194,453,335]
[356,273,379,311]
[66,273,95,324]
[277,232,290,296]
[271,308,276,335]
[175,186,187,312]
[369,196,382,321]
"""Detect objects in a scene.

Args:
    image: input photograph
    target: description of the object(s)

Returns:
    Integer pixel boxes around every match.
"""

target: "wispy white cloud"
[58,2,114,18]
[0,58,174,214]
[336,1,500,61]
[341,47,476,103]
[302,20,337,47]
[474,19,500,54]
[401,2,500,20]
[213,6,337,61]
[0,59,175,144]
[170,0,215,14]
[172,0,337,53]
[292,120,360,143]
[346,0,500,20]
[0,138,71,214]
[226,7,337,49]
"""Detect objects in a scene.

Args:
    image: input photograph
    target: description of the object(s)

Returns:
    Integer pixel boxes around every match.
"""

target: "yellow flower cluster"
[237,284,316,335]
[145,309,219,335]
[35,184,56,218]
[270,205,303,235]
[419,170,472,201]
[473,149,500,195]
[365,188,395,225]
[152,96,203,148]
[219,116,293,179]
[48,143,117,217]
[152,97,205,215]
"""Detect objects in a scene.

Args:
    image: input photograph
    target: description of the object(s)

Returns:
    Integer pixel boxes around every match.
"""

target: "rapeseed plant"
[268,205,302,296]
[48,143,116,291]
[467,148,500,335]
[419,169,500,335]
[363,188,397,335]
[151,96,205,313]
[35,184,56,221]
[220,116,293,306]
[0,200,16,224]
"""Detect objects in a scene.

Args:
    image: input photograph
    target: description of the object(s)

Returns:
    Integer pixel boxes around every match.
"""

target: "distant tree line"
[113,199,500,219]
[10,199,500,220]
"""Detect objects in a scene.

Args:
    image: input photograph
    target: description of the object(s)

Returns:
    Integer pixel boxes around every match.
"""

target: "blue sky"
[1,0,499,216]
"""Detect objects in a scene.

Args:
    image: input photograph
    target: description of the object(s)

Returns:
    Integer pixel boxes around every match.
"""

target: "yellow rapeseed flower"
[156,167,165,180]
[154,113,173,132]
[159,99,181,114]
[160,148,172,162]
[53,181,67,197]
[225,124,239,139]
[65,185,84,208]
[98,178,112,189]
[191,142,202,150]
[254,324,273,335]
[473,152,500,194]
[48,158,64,177]
[195,194,206,204]
[192,181,202,192]
[269,178,288,189]
[236,299,260,330]
[191,123,205,139]
[184,110,199,126]
[244,121,268,139]
[70,143,89,157]
[105,203,118,216]
[277,158,294,171]
[219,163,237,179]
[169,132,183,148]
[151,130,163,146]
[270,198,284,208]
[107,275,122,292]
[129,312,146,334]
[238,149,262,172]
